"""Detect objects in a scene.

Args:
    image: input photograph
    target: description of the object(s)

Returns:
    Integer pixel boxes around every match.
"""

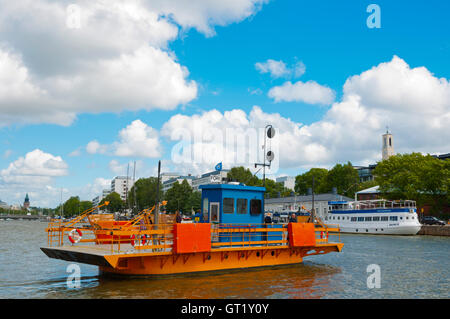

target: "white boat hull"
[337,225,421,235]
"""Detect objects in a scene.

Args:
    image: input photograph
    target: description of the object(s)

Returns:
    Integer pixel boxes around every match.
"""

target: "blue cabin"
[199,183,265,224]
[199,183,281,244]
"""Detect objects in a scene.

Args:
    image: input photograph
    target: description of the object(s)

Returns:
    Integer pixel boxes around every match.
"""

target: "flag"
[215,162,222,171]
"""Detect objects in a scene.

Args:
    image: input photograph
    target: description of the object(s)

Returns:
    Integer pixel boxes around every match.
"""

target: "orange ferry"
[41,184,343,276]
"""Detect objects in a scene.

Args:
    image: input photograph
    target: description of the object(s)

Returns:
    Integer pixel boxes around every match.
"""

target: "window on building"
[203,198,209,220]
[237,199,248,214]
[223,198,234,214]
[250,199,262,216]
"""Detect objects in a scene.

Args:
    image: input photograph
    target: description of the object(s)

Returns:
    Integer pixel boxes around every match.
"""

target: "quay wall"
[418,225,450,236]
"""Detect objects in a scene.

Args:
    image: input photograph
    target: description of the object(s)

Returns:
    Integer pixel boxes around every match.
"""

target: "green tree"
[324,162,360,198]
[374,153,449,214]
[128,177,163,212]
[62,196,80,217]
[294,168,329,194]
[164,180,195,213]
[264,179,292,198]
[227,166,260,186]
[100,192,124,213]
[79,200,93,213]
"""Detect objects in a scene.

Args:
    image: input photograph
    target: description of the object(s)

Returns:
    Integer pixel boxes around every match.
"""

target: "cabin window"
[351,217,357,222]
[365,217,372,222]
[237,198,248,214]
[250,199,262,216]
[202,198,209,221]
[373,216,380,221]
[381,216,388,221]
[357,217,364,222]
[223,198,234,214]
[389,216,398,221]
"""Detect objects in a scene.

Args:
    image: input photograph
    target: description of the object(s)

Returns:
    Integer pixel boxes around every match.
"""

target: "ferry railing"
[46,220,341,253]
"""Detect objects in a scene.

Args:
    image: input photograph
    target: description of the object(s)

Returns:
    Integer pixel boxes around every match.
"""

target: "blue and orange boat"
[41,183,343,276]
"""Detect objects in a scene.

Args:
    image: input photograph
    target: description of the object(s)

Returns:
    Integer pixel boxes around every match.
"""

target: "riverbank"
[419,225,450,236]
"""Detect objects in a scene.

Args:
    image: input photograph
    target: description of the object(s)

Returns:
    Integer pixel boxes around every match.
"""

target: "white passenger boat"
[324,199,421,235]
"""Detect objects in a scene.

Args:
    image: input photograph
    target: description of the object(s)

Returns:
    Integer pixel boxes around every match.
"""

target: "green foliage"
[227,167,260,186]
[294,162,359,198]
[127,177,163,212]
[100,192,125,213]
[325,162,360,198]
[62,196,80,217]
[294,168,328,194]
[374,153,449,213]
[164,180,200,214]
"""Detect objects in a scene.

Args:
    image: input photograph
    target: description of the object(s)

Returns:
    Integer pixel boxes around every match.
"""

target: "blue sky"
[0,0,449,207]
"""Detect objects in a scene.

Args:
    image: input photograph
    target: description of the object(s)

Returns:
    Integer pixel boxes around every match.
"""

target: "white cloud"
[268,80,336,105]
[0,149,68,185]
[255,59,291,78]
[255,59,306,79]
[0,0,267,126]
[87,120,162,158]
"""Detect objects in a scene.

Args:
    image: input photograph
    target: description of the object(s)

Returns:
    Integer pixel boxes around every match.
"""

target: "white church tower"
[382,128,394,161]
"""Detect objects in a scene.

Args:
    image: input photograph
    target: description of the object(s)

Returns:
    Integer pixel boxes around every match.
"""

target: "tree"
[374,153,449,214]
[79,200,93,213]
[100,192,124,213]
[294,168,328,195]
[324,162,360,198]
[62,196,80,217]
[164,180,195,214]
[127,177,163,212]
[227,166,260,186]
[264,178,292,198]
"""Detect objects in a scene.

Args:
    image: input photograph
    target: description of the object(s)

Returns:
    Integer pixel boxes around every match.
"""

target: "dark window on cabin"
[389,216,398,221]
[351,217,357,222]
[373,216,380,221]
[237,199,248,214]
[365,217,372,222]
[250,199,262,215]
[223,198,234,214]
[381,216,388,221]
[357,217,364,222]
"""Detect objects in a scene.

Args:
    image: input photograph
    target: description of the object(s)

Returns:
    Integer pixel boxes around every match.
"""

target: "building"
[162,175,195,193]
[432,153,450,161]
[0,199,8,210]
[355,185,380,201]
[264,192,353,220]
[111,176,134,202]
[161,172,181,184]
[354,164,377,182]
[23,193,30,210]
[276,176,295,191]
[382,129,394,161]
[191,169,230,192]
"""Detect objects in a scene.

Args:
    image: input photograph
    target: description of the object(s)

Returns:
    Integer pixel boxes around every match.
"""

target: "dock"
[418,225,450,237]
[0,214,48,221]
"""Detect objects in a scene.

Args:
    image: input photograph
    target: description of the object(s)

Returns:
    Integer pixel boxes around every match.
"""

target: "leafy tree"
[264,178,292,198]
[324,162,360,198]
[62,196,80,217]
[374,153,449,214]
[227,166,260,186]
[100,192,124,213]
[164,180,196,214]
[79,200,93,213]
[294,168,328,194]
[127,177,163,212]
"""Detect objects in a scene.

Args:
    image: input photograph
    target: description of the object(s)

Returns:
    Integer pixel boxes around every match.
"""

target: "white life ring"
[68,229,82,244]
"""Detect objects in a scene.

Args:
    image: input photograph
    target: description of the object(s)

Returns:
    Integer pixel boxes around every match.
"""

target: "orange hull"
[98,244,342,276]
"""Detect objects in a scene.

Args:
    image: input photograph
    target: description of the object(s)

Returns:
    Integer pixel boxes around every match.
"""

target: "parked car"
[421,216,446,226]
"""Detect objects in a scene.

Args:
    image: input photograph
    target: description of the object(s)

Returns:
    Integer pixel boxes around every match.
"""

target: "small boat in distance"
[324,199,421,235]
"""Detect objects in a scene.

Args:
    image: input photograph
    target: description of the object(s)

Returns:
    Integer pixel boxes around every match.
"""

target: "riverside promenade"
[419,225,450,236]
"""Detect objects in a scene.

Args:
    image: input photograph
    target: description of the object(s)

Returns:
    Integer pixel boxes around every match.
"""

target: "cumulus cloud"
[255,59,306,79]
[0,149,68,185]
[161,56,450,174]
[0,0,267,126]
[268,80,336,105]
[87,120,162,158]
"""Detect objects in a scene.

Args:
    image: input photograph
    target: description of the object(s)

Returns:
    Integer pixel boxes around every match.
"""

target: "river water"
[0,220,448,299]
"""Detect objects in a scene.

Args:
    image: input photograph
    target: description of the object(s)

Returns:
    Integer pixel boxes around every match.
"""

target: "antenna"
[133,161,137,212]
